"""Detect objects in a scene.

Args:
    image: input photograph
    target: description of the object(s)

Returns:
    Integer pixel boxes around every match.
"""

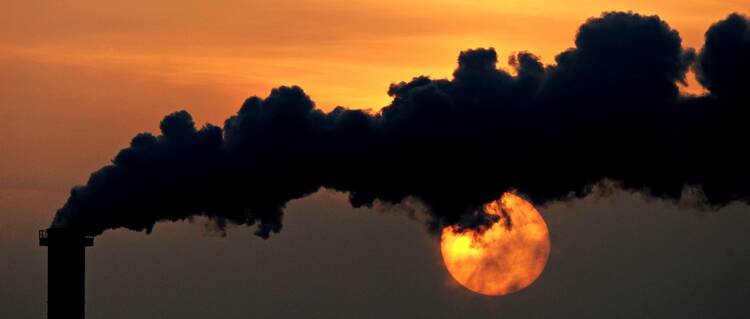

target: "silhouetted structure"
[39,228,94,319]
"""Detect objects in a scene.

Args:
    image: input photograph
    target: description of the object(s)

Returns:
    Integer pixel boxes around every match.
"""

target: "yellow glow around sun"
[440,192,551,296]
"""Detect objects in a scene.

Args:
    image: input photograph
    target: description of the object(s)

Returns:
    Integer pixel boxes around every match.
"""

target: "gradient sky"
[2,1,750,318]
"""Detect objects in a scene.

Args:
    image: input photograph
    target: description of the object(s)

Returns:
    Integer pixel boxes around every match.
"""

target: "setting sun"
[441,193,551,296]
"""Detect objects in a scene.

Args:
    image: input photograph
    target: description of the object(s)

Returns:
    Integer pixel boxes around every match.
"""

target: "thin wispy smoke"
[53,12,750,238]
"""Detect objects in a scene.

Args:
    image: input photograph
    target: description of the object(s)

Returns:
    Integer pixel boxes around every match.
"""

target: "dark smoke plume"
[53,12,750,238]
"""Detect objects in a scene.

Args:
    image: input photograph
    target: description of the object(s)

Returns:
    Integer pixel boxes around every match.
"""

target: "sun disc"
[440,192,551,296]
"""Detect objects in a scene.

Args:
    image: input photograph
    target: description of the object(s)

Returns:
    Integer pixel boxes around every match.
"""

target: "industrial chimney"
[39,228,94,319]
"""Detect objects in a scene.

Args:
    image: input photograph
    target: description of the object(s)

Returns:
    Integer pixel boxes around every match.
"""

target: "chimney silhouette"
[39,228,94,319]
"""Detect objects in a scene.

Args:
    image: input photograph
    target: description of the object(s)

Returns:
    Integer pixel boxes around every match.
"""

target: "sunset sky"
[2,1,750,318]
[3,1,749,110]
[3,1,748,200]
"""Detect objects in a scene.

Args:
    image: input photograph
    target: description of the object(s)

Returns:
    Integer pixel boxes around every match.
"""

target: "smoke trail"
[53,12,750,238]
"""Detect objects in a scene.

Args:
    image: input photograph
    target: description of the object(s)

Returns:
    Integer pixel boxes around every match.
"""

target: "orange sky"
[1,1,749,225]
[2,1,748,111]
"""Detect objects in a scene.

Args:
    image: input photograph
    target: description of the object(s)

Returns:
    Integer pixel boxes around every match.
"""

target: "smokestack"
[39,228,94,319]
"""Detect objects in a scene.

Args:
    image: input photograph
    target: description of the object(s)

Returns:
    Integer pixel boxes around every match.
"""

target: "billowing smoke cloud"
[53,12,750,238]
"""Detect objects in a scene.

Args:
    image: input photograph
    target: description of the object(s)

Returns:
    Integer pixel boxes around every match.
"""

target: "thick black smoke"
[53,12,750,238]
